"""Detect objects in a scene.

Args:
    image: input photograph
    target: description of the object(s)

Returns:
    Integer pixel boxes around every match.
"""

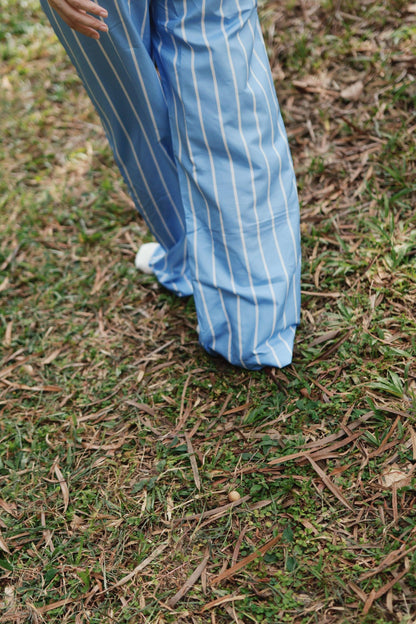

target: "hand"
[48,0,109,39]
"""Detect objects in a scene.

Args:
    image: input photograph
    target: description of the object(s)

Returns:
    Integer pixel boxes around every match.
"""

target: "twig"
[268,412,374,466]
[177,495,250,523]
[359,544,416,580]
[200,594,246,613]
[305,455,354,511]
[167,553,210,607]
[97,541,168,595]
[368,415,400,458]
[185,432,201,491]
[210,535,281,586]
[232,526,249,566]
[37,588,100,614]
[362,568,408,615]
[53,461,69,513]
[300,290,341,298]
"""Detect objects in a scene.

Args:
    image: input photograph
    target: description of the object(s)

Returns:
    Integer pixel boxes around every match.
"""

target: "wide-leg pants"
[41,0,301,370]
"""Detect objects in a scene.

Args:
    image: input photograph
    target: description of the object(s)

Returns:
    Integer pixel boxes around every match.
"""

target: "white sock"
[134,242,159,274]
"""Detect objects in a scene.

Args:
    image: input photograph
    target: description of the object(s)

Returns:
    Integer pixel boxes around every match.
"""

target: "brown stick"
[167,553,210,607]
[305,455,354,511]
[210,535,281,586]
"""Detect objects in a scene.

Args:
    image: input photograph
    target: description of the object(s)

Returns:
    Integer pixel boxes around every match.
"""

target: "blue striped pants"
[41,0,301,369]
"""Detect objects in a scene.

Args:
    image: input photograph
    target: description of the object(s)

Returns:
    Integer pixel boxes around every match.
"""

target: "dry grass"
[1,0,415,622]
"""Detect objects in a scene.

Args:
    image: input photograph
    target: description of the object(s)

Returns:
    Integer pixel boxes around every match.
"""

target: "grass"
[1,0,416,622]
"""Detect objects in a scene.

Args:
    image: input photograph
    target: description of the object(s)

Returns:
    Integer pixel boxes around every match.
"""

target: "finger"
[69,0,108,18]
[52,9,104,38]
[77,24,102,38]
[50,0,108,35]
[61,22,101,38]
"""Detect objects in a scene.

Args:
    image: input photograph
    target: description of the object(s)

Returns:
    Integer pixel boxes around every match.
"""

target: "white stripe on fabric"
[198,0,251,363]
[54,29,178,247]
[234,0,285,364]
[98,1,186,232]
[234,10,285,365]
[113,0,168,159]
[158,0,218,347]
[82,41,176,241]
[219,0,292,365]
[253,20,299,265]
[221,0,271,364]
[99,123,184,294]
[247,22,299,328]
[190,0,242,358]
[278,332,293,355]
[140,0,148,41]
[257,17,299,199]
[161,0,238,358]
[148,3,190,288]
[48,10,193,296]
[111,0,193,288]
[201,0,263,366]
[186,20,233,355]
[49,15,160,236]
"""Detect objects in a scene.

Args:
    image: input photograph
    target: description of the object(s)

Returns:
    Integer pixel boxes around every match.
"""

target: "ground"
[0,0,416,622]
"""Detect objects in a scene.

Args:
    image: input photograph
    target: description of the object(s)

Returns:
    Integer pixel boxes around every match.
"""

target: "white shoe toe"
[135,242,159,274]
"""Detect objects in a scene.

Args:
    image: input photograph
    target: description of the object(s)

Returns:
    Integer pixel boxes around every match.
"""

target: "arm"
[47,0,108,39]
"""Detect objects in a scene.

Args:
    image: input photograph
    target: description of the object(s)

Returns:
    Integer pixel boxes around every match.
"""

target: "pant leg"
[40,0,193,296]
[151,0,301,369]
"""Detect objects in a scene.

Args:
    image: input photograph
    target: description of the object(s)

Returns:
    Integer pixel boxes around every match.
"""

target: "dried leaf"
[409,427,416,460]
[341,80,364,101]
[3,322,12,348]
[37,590,98,615]
[308,329,341,347]
[54,463,69,513]
[223,402,252,415]
[97,541,168,594]
[0,357,31,380]
[91,266,110,294]
[0,499,17,517]
[232,526,249,566]
[42,349,62,365]
[124,400,157,417]
[210,535,281,586]
[70,514,88,532]
[178,495,250,523]
[0,532,11,554]
[305,456,354,511]
[185,433,201,491]
[379,464,414,488]
[0,381,62,392]
[166,495,174,522]
[359,544,416,581]
[362,568,408,615]
[201,594,246,612]
[0,277,9,292]
[1,76,12,92]
[349,582,367,601]
[168,553,209,607]
[2,585,15,609]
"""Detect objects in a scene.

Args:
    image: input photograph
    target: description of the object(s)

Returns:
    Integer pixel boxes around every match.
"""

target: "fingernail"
[99,23,108,31]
